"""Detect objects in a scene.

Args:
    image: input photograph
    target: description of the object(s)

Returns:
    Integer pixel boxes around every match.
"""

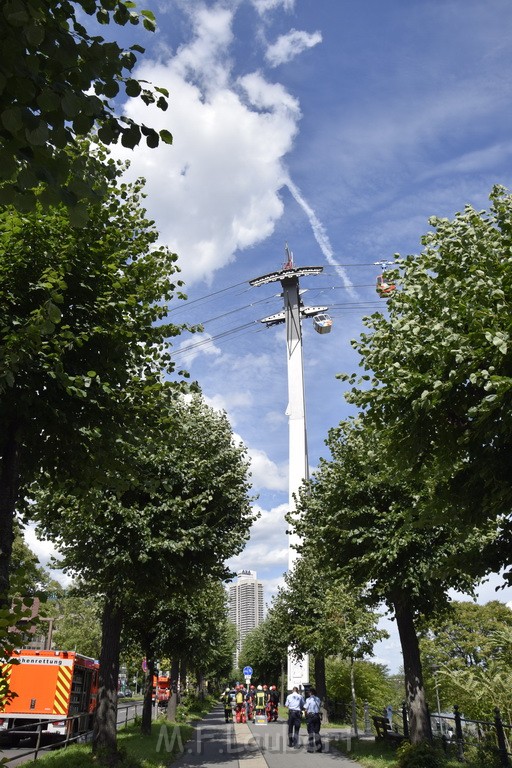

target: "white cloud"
[246,445,288,490]
[251,0,295,15]
[265,29,322,67]
[115,4,302,286]
[227,503,289,584]
[174,331,222,366]
[175,4,234,93]
[285,178,358,299]
[23,525,56,567]
[419,141,512,181]
[23,525,73,587]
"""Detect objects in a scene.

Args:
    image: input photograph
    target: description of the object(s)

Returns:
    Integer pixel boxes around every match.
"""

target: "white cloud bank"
[117,3,302,286]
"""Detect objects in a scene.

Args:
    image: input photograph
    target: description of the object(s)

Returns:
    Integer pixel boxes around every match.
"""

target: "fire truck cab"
[0,649,99,746]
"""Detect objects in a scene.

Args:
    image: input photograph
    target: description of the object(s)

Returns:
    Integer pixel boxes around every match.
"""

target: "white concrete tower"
[250,247,329,690]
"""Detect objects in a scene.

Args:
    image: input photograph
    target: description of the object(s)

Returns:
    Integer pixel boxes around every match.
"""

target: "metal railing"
[0,701,146,765]
[430,705,511,767]
[359,700,512,767]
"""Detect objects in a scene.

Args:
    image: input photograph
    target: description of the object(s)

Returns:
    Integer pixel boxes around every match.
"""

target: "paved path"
[169,705,363,768]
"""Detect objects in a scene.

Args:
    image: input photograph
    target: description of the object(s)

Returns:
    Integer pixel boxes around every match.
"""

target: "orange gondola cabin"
[376,274,396,297]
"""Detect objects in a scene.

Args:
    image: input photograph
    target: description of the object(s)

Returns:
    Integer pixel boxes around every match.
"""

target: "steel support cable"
[166,263,383,316]
[170,320,260,358]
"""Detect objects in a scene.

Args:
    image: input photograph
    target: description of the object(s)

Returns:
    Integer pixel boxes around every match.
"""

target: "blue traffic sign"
[243,666,253,676]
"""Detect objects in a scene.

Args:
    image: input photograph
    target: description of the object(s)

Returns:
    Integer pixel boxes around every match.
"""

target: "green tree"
[294,420,486,743]
[442,659,512,724]
[0,0,171,217]
[0,152,188,605]
[9,523,49,599]
[50,592,102,659]
[419,601,512,715]
[270,556,386,728]
[33,392,254,762]
[238,614,287,687]
[343,186,512,576]
[326,658,396,718]
[420,601,512,671]
[322,581,387,734]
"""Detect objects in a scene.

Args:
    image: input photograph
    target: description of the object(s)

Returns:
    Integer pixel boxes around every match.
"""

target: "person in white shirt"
[303,687,322,753]
[285,686,304,747]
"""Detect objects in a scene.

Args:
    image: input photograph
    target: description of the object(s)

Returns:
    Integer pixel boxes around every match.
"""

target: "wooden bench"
[372,715,407,744]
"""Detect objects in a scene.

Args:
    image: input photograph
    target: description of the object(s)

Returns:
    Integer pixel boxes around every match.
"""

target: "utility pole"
[250,245,330,691]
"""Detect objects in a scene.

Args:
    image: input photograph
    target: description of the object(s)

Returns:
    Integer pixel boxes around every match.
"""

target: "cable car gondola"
[313,313,333,334]
[376,274,396,297]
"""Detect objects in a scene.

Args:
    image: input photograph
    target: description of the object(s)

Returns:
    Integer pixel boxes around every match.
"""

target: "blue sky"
[29,0,512,671]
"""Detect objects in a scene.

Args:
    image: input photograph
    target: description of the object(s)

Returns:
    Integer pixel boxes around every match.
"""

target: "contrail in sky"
[285,177,358,300]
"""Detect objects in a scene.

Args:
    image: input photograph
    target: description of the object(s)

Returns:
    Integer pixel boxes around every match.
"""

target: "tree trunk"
[314,655,329,724]
[179,658,187,695]
[141,656,155,735]
[196,670,204,699]
[0,420,21,605]
[393,592,431,744]
[166,658,180,722]
[92,599,123,765]
[350,656,358,737]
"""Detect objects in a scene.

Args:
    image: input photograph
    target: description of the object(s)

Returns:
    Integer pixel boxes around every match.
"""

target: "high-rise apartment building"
[228,570,264,666]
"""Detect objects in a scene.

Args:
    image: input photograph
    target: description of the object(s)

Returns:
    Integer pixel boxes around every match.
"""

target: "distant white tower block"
[228,570,264,666]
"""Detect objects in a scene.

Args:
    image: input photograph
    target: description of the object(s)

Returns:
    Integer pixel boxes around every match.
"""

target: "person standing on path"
[222,688,232,723]
[285,686,304,747]
[303,687,322,752]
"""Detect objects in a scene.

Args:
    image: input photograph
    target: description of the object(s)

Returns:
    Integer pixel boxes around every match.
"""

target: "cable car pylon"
[249,244,332,693]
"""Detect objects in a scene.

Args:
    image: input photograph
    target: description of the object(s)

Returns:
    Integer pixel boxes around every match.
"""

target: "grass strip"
[24,721,194,768]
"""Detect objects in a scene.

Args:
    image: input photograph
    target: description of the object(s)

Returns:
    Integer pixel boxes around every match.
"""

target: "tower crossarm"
[259,305,328,327]
[249,265,323,287]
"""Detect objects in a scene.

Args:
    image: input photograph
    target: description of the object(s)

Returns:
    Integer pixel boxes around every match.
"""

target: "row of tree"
[0,145,255,765]
[238,581,512,733]
[282,186,512,744]
[0,4,259,764]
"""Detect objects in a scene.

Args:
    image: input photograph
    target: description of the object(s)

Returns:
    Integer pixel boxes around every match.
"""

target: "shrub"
[463,739,502,768]
[397,740,445,768]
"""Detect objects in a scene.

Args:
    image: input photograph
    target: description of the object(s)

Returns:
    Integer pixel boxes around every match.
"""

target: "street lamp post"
[40,615,64,650]
[432,665,442,734]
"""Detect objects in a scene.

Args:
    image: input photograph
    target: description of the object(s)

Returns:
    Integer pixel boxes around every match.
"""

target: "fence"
[0,700,146,765]
[361,700,512,767]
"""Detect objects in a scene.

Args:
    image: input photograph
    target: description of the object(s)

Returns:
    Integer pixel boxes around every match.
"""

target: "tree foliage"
[326,658,396,715]
[51,593,102,660]
[0,0,172,216]
[293,420,489,742]
[32,391,254,755]
[0,151,189,601]
[238,613,287,686]
[420,601,512,672]
[419,600,512,718]
[342,186,512,571]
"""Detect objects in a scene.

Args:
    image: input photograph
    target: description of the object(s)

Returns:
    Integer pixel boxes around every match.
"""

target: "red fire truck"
[0,649,99,746]
[152,675,170,707]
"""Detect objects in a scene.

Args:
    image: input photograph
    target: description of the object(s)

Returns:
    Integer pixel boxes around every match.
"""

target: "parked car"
[119,688,132,698]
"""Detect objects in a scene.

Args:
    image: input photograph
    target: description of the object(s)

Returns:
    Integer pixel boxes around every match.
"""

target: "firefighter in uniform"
[255,685,266,717]
[223,688,232,723]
